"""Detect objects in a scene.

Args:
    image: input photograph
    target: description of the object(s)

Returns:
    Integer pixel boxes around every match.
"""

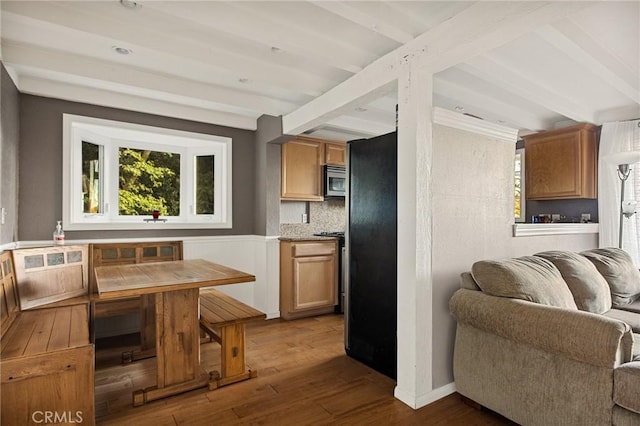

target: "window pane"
[82,141,101,214]
[195,155,215,215]
[514,151,522,220]
[118,148,180,216]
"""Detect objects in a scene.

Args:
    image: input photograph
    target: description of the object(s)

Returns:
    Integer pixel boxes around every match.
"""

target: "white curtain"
[598,120,640,266]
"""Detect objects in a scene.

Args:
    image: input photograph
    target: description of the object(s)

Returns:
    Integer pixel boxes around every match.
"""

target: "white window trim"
[515,147,526,223]
[62,114,233,230]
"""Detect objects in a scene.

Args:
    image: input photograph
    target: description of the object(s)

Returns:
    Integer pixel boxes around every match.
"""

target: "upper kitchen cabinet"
[281,138,324,201]
[524,123,599,200]
[324,142,346,166]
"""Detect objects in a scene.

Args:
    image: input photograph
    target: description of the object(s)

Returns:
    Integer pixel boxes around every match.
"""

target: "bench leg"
[208,323,257,390]
[222,323,246,377]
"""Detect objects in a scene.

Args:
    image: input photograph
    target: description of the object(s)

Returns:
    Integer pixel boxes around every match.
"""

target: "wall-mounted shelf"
[143,218,167,223]
[513,223,599,237]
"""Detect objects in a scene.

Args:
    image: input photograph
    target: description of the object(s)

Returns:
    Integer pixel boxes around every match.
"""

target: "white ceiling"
[1,1,638,140]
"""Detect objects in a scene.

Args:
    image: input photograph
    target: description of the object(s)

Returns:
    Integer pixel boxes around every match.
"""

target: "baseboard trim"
[394,382,457,409]
[266,311,280,320]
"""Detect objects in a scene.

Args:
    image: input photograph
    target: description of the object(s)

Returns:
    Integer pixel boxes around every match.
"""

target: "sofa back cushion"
[535,251,612,314]
[581,248,640,306]
[471,256,577,309]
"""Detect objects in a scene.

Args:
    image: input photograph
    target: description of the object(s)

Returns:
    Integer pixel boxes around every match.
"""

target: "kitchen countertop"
[278,236,339,242]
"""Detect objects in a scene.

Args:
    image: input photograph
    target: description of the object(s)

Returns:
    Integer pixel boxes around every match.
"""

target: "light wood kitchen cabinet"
[280,240,337,320]
[524,123,598,200]
[281,138,324,201]
[325,142,346,166]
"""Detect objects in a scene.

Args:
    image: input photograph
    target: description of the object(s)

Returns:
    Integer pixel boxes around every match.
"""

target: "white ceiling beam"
[323,115,395,138]
[283,1,594,135]
[1,9,333,98]
[423,1,594,73]
[596,104,640,124]
[282,60,398,136]
[16,75,257,130]
[312,2,413,44]
[3,41,299,116]
[144,2,372,75]
[458,56,596,124]
[537,22,640,104]
[433,76,550,131]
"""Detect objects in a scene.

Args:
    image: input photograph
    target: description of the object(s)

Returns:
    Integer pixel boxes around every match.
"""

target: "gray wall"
[1,64,20,245]
[254,114,288,236]
[19,95,256,241]
[430,124,598,388]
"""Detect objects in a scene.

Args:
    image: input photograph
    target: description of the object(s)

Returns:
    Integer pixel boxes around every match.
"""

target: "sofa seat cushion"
[471,256,577,309]
[535,251,612,314]
[614,361,640,414]
[581,248,640,306]
[614,298,640,314]
[602,309,640,334]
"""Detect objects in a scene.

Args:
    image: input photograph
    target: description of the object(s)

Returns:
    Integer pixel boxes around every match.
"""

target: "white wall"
[182,235,280,314]
[430,123,598,391]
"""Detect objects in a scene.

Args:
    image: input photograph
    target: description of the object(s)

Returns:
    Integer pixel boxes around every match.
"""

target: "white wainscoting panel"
[183,235,280,319]
[8,235,281,338]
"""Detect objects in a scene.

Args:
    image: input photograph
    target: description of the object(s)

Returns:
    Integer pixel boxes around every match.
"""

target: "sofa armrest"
[450,289,634,367]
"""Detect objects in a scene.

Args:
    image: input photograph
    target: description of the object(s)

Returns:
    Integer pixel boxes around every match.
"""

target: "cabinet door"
[325,143,346,166]
[291,255,336,312]
[281,140,324,201]
[525,125,597,200]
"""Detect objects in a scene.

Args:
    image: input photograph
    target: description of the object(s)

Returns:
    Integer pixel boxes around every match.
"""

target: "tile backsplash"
[280,199,345,238]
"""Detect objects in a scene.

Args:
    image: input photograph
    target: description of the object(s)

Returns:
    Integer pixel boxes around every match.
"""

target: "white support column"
[394,50,434,408]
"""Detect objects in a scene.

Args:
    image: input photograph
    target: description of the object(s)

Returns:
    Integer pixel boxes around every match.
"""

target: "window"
[514,148,525,222]
[63,114,232,230]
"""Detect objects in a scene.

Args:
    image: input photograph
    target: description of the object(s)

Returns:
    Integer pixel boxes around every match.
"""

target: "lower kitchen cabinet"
[280,240,337,320]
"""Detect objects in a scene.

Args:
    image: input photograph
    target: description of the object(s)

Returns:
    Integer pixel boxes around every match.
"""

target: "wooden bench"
[199,288,266,389]
[0,250,95,425]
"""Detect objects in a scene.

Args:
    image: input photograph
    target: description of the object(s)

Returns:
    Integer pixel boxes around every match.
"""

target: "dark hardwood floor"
[95,314,515,425]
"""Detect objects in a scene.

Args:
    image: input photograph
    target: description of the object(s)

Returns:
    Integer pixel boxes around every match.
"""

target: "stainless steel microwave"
[324,165,346,198]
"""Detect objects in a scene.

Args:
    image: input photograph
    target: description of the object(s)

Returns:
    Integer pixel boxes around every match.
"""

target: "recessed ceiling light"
[238,78,250,83]
[112,46,133,55]
[120,0,141,9]
[454,106,464,112]
[270,46,283,54]
[355,107,368,112]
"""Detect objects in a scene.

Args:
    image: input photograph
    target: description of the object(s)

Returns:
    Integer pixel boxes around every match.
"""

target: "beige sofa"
[450,248,640,426]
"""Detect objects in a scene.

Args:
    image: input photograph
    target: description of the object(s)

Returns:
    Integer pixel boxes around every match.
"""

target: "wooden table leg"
[140,294,156,351]
[121,295,157,363]
[132,288,209,406]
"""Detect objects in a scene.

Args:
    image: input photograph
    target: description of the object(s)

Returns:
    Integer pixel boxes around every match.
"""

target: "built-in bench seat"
[0,249,95,425]
[199,288,266,388]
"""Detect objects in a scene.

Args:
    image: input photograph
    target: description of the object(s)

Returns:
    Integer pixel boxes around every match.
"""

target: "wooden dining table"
[94,259,256,406]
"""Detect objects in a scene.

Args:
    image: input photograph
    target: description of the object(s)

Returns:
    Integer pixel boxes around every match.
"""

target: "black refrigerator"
[345,131,397,380]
